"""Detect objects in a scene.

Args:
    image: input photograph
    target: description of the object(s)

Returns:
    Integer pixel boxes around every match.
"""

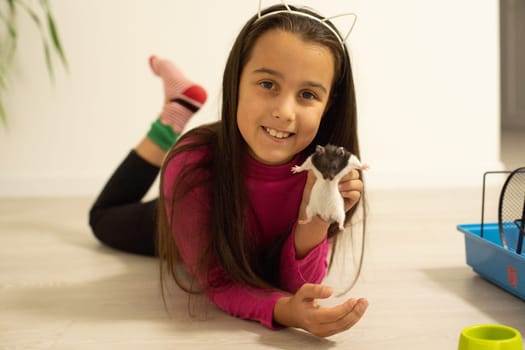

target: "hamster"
[291,144,368,231]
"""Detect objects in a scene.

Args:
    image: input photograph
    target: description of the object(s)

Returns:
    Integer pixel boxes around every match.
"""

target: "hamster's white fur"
[291,151,367,231]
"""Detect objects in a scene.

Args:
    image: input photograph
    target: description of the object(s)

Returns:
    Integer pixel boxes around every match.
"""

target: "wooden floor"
[1,128,523,349]
[1,190,524,349]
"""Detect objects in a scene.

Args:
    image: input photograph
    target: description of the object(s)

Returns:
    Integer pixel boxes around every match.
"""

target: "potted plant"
[0,0,67,129]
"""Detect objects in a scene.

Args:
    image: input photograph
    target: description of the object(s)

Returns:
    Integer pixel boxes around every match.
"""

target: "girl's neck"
[244,151,306,180]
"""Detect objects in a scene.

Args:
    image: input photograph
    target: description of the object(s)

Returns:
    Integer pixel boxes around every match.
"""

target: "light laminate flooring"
[1,187,524,350]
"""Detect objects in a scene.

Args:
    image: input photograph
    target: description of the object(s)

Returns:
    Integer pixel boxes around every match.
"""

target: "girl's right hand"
[273,283,368,337]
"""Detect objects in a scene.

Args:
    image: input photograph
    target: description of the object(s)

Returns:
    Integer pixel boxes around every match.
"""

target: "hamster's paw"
[291,165,302,174]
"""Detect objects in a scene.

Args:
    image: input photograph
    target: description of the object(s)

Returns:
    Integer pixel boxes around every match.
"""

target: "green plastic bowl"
[459,324,522,350]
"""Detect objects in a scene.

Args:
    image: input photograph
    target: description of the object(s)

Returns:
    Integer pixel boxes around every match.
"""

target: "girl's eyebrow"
[253,67,284,78]
[252,67,328,94]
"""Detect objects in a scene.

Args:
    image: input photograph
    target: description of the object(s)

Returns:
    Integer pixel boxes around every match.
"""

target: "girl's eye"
[259,81,274,90]
[300,90,317,100]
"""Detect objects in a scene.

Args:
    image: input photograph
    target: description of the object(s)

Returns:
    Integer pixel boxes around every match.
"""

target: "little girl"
[90,2,368,338]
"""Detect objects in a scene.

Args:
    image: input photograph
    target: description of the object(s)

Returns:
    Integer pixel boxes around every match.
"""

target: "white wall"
[0,0,501,196]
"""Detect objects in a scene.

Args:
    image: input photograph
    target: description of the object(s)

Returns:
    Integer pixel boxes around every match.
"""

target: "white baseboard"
[364,160,506,189]
[0,175,103,197]
[0,175,160,198]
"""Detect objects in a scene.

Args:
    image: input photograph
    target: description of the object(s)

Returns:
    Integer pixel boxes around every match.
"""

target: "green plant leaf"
[0,62,7,88]
[2,16,17,41]
[0,2,18,61]
[39,0,67,70]
[18,1,43,30]
[0,0,68,130]
[42,39,54,80]
[0,97,7,129]
[46,13,67,69]
[17,0,57,79]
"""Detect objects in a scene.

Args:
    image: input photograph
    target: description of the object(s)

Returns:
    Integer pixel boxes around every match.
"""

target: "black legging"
[89,150,159,256]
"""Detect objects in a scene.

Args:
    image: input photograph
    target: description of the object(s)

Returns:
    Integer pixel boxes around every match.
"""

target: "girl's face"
[237,29,335,166]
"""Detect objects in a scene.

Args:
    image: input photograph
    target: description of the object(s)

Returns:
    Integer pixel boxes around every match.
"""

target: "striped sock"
[149,55,208,134]
[146,119,177,152]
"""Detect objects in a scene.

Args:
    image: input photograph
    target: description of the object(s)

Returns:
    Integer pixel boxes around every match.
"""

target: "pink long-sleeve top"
[162,142,330,329]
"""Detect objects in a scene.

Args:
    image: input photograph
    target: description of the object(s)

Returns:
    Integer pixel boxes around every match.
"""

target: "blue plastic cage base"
[457,222,525,301]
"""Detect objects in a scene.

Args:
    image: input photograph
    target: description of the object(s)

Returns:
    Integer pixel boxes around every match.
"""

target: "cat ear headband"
[255,0,357,49]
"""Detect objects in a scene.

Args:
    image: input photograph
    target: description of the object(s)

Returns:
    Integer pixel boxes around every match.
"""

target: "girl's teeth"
[265,127,290,139]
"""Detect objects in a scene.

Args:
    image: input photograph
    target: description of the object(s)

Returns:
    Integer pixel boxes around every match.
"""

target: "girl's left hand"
[338,169,364,212]
[273,283,369,337]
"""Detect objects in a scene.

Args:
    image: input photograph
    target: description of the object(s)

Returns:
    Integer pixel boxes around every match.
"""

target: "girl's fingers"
[344,190,362,203]
[293,284,368,338]
[340,179,363,211]
[350,169,361,180]
[332,298,368,333]
[344,169,360,181]
[313,298,360,324]
[340,181,363,195]
[339,170,363,191]
[297,283,333,300]
[339,170,364,211]
[312,298,369,337]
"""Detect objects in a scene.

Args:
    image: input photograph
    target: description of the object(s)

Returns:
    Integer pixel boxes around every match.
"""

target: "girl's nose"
[272,95,296,121]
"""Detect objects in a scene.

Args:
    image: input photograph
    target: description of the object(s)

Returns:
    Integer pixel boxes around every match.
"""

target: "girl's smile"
[262,126,293,140]
[237,29,335,166]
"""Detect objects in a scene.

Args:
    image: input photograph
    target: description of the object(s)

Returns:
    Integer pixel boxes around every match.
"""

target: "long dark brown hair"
[157,4,366,303]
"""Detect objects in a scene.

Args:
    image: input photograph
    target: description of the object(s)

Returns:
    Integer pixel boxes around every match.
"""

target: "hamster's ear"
[316,145,325,154]
[337,147,345,156]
